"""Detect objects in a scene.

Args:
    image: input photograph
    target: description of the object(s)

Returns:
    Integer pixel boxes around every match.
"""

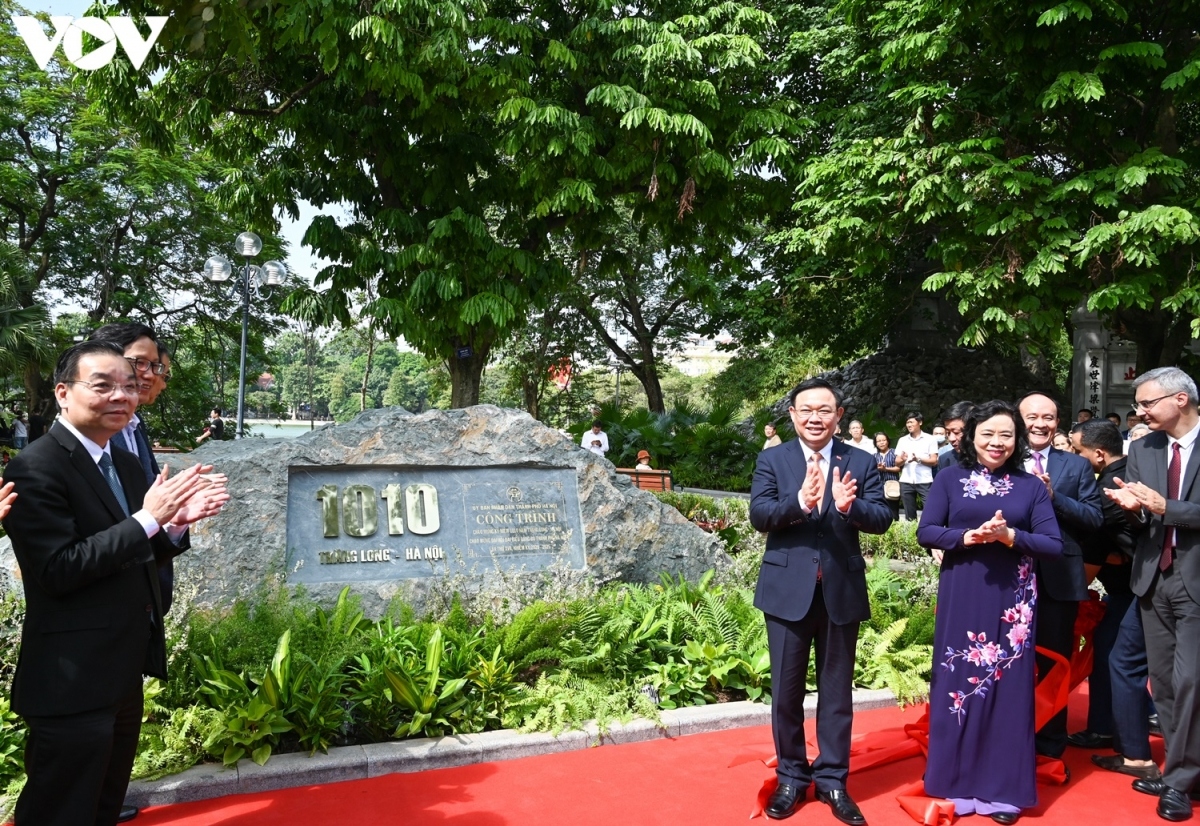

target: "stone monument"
[0,406,730,617]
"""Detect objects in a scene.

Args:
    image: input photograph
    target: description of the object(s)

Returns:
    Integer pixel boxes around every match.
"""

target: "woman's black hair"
[957,399,1030,473]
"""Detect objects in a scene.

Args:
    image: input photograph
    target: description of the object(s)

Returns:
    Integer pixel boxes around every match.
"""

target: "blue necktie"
[98,452,130,516]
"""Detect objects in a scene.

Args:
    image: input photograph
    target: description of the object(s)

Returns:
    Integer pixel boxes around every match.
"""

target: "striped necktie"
[98,452,130,516]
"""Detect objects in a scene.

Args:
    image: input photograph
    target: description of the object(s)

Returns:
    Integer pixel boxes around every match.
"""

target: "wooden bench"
[616,467,674,491]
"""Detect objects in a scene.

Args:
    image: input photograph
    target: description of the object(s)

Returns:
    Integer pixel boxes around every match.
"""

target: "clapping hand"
[800,460,823,511]
[1106,477,1167,515]
[964,509,1014,546]
[144,464,227,527]
[0,481,14,521]
[831,467,857,513]
[1035,473,1054,500]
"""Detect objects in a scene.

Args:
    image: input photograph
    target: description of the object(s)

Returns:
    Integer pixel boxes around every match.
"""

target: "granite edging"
[125,689,896,808]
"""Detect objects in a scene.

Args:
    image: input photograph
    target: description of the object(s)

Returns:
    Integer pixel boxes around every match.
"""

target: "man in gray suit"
[1107,366,1200,821]
[750,378,893,823]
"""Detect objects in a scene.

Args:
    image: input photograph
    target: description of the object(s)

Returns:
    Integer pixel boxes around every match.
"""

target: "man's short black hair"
[1127,411,1141,421]
[211,408,222,416]
[941,400,975,424]
[89,322,158,352]
[1077,408,1093,417]
[591,419,603,429]
[789,377,843,409]
[905,411,923,423]
[54,340,127,386]
[1070,419,1124,456]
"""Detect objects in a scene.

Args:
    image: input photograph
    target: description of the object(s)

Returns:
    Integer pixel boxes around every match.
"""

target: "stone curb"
[125,689,896,808]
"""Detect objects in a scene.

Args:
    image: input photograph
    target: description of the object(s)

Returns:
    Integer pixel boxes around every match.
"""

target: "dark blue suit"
[1034,447,1103,756]
[750,439,893,791]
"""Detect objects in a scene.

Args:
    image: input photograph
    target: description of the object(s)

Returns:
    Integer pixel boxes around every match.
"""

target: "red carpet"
[120,686,1176,824]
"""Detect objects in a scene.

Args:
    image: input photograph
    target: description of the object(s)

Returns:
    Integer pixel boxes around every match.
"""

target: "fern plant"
[854,618,932,706]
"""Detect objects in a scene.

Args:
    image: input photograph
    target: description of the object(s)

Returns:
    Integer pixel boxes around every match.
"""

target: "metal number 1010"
[315,483,440,538]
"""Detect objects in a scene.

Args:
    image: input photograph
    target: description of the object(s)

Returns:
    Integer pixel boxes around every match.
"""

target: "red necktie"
[1161,442,1182,571]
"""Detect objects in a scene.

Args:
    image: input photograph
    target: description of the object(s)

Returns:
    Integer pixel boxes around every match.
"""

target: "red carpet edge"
[125,689,897,808]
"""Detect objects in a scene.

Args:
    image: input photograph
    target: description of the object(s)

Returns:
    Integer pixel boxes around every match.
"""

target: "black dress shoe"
[1135,779,1200,802]
[1157,787,1194,822]
[1092,753,1163,780]
[816,788,866,826]
[990,813,1020,825]
[765,783,804,820]
[1067,730,1113,749]
[1150,714,1164,737]
[117,805,139,822]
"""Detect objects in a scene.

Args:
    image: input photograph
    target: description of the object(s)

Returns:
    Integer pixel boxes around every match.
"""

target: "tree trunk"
[522,375,541,420]
[1114,306,1192,375]
[359,331,377,412]
[448,342,490,407]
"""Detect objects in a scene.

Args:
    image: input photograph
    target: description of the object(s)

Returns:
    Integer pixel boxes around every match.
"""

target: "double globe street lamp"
[204,232,286,439]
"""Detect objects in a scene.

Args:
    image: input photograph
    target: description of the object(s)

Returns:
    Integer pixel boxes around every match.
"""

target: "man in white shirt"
[894,413,938,521]
[581,421,609,457]
[845,420,874,453]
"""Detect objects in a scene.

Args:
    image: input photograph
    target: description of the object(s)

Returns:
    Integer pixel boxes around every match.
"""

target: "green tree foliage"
[0,3,289,420]
[96,0,789,408]
[775,0,1200,371]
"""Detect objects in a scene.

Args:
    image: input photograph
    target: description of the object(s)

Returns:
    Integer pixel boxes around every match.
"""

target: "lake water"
[241,419,335,439]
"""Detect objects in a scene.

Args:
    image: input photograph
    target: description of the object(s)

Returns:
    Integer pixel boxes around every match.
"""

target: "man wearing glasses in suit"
[0,341,227,825]
[1107,367,1200,822]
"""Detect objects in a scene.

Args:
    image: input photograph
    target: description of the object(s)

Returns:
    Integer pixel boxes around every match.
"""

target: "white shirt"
[119,414,143,458]
[846,436,874,453]
[582,429,609,456]
[1024,446,1051,476]
[12,418,26,439]
[896,432,938,484]
[57,418,161,539]
[1165,420,1200,550]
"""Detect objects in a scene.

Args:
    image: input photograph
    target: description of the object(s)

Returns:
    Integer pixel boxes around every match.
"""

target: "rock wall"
[0,406,729,617]
[775,346,1058,425]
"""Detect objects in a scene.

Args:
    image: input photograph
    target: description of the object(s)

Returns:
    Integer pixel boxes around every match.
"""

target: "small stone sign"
[286,466,585,582]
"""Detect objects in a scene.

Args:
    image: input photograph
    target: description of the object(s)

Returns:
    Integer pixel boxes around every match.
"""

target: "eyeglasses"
[1131,394,1178,412]
[64,380,138,397]
[161,372,172,382]
[126,357,167,376]
[791,407,836,419]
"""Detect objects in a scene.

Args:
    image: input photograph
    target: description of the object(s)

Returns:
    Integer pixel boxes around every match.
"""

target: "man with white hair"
[1107,366,1200,821]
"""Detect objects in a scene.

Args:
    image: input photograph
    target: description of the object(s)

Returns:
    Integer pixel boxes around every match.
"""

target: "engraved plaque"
[285,465,585,583]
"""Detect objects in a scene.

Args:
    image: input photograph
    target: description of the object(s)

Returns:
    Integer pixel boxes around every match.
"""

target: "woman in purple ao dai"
[917,400,1062,825]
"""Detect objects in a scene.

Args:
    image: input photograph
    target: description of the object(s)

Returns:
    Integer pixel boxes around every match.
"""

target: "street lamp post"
[204,232,285,439]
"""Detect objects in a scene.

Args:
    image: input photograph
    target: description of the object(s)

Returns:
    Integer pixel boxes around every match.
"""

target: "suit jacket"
[1037,447,1103,601]
[750,439,894,625]
[1125,430,1200,601]
[0,422,183,717]
[1084,457,1135,596]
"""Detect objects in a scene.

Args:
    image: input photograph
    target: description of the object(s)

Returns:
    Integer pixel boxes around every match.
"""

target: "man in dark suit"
[750,378,893,824]
[1017,392,1103,763]
[90,324,177,615]
[936,401,974,472]
[1066,420,1151,765]
[1106,367,1200,821]
[1,341,227,826]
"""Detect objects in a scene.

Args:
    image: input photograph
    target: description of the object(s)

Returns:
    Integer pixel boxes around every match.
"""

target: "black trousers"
[764,585,859,792]
[1143,565,1200,793]
[15,682,143,826]
[1034,593,1080,758]
[899,482,930,522]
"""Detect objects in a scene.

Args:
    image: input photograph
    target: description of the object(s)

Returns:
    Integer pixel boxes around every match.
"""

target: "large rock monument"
[1,406,730,616]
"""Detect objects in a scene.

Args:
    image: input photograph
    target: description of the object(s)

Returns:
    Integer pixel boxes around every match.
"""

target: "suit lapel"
[1179,436,1200,500]
[1046,447,1064,482]
[51,424,129,524]
[135,419,160,479]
